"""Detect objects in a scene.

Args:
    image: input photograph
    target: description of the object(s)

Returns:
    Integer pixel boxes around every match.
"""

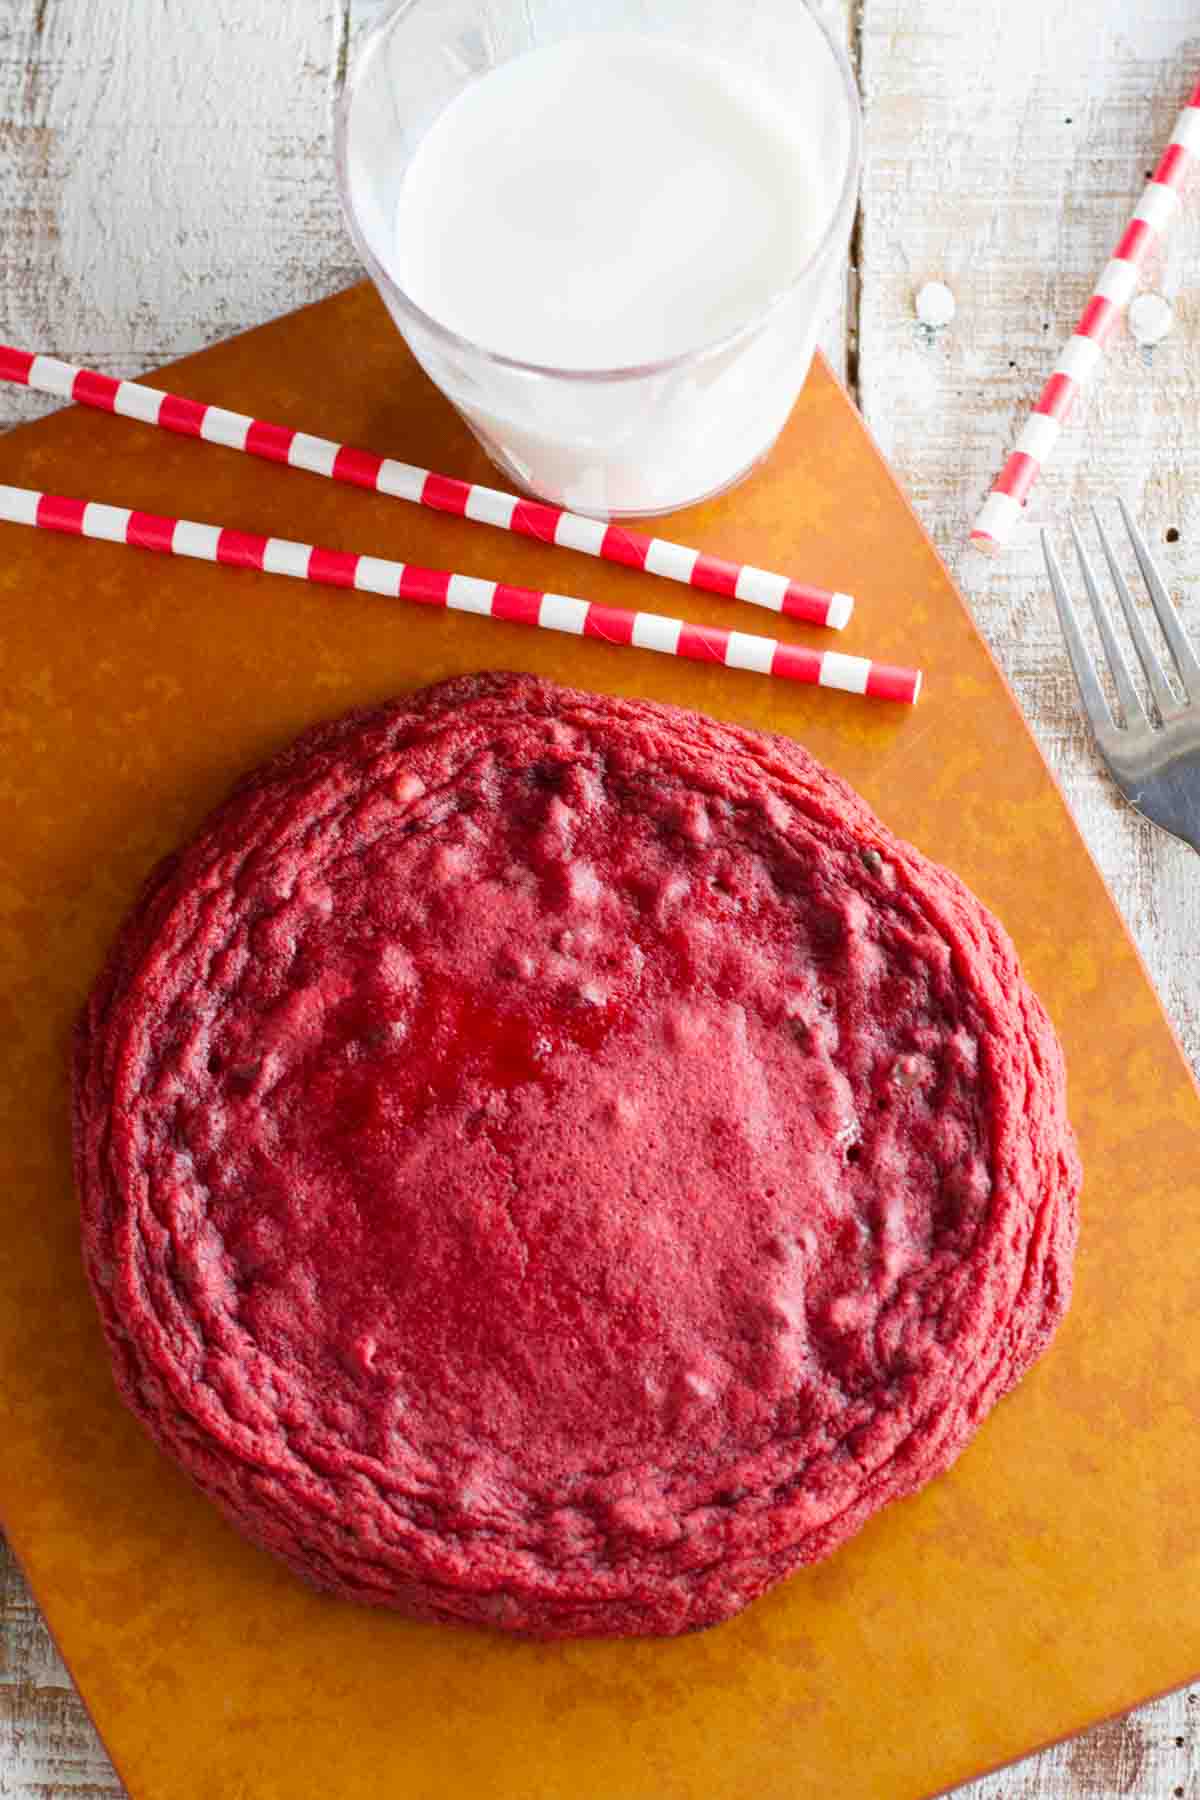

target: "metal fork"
[1042,500,1200,852]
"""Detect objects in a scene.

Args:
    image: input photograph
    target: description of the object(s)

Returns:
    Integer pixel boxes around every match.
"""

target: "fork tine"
[1042,529,1115,733]
[1069,515,1146,726]
[1091,506,1178,717]
[1118,497,1199,695]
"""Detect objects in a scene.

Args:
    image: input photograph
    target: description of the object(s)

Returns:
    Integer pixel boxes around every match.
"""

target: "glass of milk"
[336,1,860,519]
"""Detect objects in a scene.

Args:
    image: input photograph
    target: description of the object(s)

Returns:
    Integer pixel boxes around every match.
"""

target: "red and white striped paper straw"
[0,346,852,630]
[971,76,1200,553]
[0,484,921,702]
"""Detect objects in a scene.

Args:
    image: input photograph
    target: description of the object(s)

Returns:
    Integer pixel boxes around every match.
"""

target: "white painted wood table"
[2,0,1199,1793]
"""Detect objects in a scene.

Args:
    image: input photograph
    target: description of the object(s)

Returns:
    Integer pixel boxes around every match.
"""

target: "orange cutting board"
[2,284,1199,1800]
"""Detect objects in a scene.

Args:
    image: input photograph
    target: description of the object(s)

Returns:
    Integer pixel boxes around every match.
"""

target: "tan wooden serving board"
[1,284,1198,1800]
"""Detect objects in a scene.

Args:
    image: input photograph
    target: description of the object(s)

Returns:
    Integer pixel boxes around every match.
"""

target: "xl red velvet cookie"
[73,673,1080,1638]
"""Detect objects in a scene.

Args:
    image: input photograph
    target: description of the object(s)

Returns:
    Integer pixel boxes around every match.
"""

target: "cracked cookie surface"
[73,672,1080,1637]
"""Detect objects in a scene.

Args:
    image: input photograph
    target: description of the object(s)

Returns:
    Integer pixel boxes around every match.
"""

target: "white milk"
[342,20,855,515]
[392,35,822,371]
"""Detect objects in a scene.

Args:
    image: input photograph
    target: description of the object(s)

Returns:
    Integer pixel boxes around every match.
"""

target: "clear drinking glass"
[335,0,861,520]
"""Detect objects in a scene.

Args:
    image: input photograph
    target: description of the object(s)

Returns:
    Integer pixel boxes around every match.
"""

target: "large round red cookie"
[74,672,1079,1638]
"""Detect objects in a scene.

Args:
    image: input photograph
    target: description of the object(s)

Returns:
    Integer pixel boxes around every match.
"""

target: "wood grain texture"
[1,0,1197,1795]
[859,1,1200,1793]
[0,1539,122,1798]
[859,0,1200,1083]
[0,0,361,435]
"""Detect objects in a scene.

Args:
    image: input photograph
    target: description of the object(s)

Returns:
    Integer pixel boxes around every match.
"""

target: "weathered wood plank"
[858,0,1200,1059]
[1,1538,124,1797]
[0,0,359,434]
[974,1702,1199,1799]
[858,2,1200,1793]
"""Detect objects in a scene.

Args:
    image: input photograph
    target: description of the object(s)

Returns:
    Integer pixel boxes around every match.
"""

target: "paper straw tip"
[971,490,1024,552]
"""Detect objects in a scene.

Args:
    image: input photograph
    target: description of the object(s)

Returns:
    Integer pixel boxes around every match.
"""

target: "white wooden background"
[2,0,1199,1793]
